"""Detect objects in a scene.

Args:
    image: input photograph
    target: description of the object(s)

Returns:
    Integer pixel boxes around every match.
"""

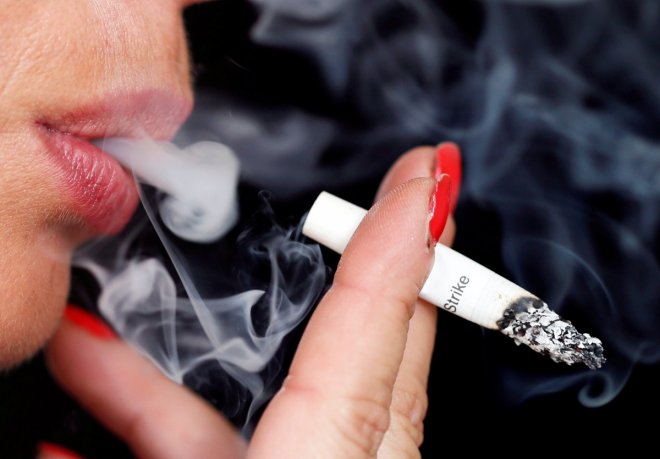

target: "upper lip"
[38,89,193,141]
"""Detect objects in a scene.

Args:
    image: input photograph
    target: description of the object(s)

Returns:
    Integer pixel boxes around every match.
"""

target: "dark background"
[2,0,659,457]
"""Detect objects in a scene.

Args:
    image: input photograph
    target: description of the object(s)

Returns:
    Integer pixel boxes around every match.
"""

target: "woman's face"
[0,0,198,367]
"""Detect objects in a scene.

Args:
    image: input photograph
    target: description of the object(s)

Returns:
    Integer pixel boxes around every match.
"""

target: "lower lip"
[38,127,139,235]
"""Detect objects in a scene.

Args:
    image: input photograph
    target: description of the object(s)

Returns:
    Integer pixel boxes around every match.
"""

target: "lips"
[38,91,192,235]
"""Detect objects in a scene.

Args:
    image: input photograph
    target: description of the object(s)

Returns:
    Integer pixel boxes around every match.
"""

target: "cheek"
[0,231,71,369]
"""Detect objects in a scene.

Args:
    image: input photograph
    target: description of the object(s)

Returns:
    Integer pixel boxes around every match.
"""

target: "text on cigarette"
[443,275,470,313]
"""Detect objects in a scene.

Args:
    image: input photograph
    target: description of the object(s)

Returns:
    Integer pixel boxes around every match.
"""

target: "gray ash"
[497,297,606,370]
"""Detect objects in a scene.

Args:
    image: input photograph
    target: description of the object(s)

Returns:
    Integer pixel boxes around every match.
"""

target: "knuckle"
[333,394,391,458]
[280,375,392,457]
[389,385,428,448]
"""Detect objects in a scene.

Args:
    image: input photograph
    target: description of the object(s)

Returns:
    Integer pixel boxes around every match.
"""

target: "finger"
[46,306,246,459]
[377,221,457,459]
[375,144,456,245]
[378,143,462,457]
[250,177,448,458]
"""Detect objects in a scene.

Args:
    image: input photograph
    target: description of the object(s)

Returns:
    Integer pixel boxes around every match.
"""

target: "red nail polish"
[64,305,116,340]
[434,142,462,214]
[428,174,452,246]
[37,442,85,459]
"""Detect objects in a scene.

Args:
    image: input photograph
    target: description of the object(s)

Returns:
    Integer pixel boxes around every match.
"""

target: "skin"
[0,0,195,368]
[1,1,458,457]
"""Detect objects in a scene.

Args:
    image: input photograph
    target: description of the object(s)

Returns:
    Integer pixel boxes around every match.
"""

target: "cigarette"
[303,192,605,369]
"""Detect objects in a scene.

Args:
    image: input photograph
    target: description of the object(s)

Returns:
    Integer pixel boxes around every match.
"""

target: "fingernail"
[434,142,462,214]
[64,305,116,340]
[428,174,452,247]
[37,442,85,459]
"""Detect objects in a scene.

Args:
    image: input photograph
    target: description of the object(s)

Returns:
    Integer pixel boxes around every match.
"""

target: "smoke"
[96,138,240,243]
[73,155,327,431]
[179,0,660,409]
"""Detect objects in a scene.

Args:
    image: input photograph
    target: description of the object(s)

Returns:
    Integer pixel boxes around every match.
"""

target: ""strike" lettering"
[443,275,470,313]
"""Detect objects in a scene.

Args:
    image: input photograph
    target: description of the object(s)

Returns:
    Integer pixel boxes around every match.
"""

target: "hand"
[45,145,459,459]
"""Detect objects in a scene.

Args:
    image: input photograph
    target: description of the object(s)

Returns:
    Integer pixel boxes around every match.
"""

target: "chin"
[0,254,70,370]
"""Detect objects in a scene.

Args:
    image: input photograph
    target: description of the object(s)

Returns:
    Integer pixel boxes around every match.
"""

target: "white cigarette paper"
[302,191,539,329]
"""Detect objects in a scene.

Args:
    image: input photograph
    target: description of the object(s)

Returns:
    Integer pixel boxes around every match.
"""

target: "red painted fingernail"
[428,174,452,246]
[64,305,116,340]
[434,142,462,214]
[37,442,85,459]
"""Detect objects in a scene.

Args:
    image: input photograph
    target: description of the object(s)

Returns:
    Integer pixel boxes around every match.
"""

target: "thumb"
[250,176,450,458]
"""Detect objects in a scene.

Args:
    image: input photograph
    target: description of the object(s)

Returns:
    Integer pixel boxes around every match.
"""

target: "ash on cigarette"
[497,297,606,370]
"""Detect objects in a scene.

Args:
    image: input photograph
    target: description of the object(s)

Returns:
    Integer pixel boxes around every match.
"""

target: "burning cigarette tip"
[497,297,606,370]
